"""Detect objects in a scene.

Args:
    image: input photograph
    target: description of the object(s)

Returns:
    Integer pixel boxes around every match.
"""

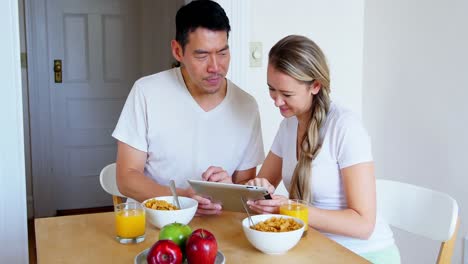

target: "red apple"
[147,240,182,264]
[186,229,218,264]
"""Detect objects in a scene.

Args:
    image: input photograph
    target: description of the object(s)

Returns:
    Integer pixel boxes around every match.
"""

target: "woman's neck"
[297,111,311,133]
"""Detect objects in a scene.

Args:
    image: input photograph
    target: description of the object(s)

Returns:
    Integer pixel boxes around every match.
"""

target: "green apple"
[158,222,192,249]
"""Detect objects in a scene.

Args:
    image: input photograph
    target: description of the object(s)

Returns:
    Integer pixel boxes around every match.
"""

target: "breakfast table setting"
[35,194,370,264]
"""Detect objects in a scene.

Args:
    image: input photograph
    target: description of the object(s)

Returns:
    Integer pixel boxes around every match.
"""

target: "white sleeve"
[237,107,265,170]
[112,82,148,152]
[335,114,373,169]
[270,119,287,158]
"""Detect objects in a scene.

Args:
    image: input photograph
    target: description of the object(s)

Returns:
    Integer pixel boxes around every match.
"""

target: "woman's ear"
[310,80,322,95]
[171,40,183,62]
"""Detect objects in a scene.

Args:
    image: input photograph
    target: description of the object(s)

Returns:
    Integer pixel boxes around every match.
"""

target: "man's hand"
[245,178,276,194]
[191,194,223,216]
[202,166,232,183]
[185,186,222,215]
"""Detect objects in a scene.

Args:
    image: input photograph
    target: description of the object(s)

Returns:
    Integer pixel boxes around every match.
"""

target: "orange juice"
[279,200,309,231]
[115,208,145,238]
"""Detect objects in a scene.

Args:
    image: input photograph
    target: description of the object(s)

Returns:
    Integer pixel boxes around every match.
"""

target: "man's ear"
[310,80,322,95]
[171,40,183,62]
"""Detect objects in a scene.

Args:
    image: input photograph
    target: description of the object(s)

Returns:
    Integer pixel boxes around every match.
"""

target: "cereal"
[251,217,302,232]
[144,199,179,210]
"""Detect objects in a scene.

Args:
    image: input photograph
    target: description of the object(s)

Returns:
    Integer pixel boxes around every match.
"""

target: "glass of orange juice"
[279,199,309,235]
[115,202,146,244]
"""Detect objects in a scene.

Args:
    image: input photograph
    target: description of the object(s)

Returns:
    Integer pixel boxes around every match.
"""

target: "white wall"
[363,0,468,263]
[248,0,364,195]
[0,0,29,262]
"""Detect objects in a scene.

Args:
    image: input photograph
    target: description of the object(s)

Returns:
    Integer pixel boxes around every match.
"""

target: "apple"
[186,228,218,264]
[146,239,182,264]
[158,222,192,249]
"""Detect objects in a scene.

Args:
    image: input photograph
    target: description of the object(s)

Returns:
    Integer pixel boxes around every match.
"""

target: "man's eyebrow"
[194,49,209,55]
[193,45,229,55]
[218,45,229,52]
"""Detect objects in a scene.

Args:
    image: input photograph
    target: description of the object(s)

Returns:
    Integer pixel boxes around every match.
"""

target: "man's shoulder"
[135,68,178,89]
[227,80,258,109]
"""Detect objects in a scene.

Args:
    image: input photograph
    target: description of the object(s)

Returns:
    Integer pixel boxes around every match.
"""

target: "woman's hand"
[246,178,276,194]
[247,194,289,214]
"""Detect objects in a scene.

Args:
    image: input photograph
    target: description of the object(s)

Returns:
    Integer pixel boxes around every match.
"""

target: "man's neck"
[180,67,227,112]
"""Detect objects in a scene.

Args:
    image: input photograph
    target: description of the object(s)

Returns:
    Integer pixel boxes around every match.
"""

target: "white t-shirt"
[271,102,394,254]
[112,67,265,189]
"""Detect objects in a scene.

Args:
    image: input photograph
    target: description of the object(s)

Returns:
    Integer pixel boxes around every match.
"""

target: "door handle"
[54,59,62,83]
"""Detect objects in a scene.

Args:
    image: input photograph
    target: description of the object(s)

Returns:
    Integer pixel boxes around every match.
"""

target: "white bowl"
[142,196,198,229]
[242,214,305,254]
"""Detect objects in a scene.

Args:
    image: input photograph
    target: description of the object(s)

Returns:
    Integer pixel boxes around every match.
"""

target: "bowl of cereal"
[242,214,305,254]
[142,196,198,229]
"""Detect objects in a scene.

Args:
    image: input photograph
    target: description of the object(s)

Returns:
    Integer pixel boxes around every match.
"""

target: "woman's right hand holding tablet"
[246,178,276,194]
[245,178,286,214]
[247,194,289,214]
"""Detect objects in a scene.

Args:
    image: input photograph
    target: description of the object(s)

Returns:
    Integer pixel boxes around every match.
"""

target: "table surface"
[35,211,369,264]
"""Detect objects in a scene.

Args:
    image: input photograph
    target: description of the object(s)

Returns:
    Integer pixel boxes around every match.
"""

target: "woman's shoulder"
[278,116,298,131]
[326,101,364,129]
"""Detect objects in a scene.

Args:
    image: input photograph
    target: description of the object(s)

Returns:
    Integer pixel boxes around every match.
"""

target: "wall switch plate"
[249,42,262,67]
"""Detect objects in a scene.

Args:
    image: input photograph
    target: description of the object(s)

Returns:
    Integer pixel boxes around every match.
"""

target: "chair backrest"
[376,179,459,264]
[99,163,125,206]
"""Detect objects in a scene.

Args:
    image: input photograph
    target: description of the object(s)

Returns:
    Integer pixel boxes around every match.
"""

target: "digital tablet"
[187,180,272,212]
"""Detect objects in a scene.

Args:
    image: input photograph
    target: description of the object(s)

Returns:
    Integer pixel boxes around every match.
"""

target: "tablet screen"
[188,180,271,212]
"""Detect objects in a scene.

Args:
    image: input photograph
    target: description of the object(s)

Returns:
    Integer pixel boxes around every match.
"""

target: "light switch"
[249,42,262,67]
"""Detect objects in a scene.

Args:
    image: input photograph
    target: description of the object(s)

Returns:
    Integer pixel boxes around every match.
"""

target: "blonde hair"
[269,35,331,201]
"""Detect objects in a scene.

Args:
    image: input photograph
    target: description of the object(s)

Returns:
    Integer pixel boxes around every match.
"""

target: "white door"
[46,0,139,210]
[28,0,247,215]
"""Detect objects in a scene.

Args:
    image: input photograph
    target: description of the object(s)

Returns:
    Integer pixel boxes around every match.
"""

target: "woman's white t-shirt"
[271,102,394,254]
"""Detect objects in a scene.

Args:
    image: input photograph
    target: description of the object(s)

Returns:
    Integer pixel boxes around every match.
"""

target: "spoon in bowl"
[241,196,255,227]
[169,180,182,209]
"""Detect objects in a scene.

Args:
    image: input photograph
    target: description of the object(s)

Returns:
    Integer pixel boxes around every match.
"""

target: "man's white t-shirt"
[112,67,265,188]
[271,102,394,254]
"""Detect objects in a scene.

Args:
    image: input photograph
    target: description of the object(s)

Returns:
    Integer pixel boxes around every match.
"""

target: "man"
[112,0,264,215]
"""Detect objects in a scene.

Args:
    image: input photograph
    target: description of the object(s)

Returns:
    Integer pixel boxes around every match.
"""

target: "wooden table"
[35,212,369,263]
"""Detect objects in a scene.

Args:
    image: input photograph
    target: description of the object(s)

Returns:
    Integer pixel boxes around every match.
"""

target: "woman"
[246,35,400,263]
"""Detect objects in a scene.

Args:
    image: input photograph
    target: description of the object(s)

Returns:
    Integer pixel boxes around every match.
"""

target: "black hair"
[175,0,231,50]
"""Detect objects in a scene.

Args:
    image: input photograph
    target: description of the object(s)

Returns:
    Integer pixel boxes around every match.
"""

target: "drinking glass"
[279,199,309,235]
[115,202,146,244]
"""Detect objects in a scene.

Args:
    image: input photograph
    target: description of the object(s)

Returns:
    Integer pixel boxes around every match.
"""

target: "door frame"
[215,0,250,90]
[25,0,250,217]
[25,0,55,217]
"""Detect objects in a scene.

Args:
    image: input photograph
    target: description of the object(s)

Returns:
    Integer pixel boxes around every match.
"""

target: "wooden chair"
[376,179,459,264]
[99,163,125,206]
